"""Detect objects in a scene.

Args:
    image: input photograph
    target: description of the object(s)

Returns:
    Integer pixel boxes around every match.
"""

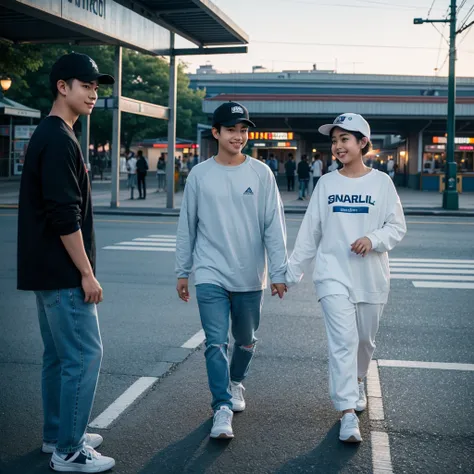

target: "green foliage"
[4,43,207,146]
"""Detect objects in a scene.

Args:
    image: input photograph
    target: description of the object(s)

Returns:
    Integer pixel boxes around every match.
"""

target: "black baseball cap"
[212,101,256,128]
[50,53,115,89]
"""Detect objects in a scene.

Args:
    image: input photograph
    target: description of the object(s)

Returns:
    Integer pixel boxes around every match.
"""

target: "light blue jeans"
[196,284,263,411]
[35,288,103,454]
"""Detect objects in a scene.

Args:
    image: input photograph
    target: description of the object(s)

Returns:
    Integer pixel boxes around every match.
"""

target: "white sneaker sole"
[339,434,362,443]
[230,403,245,412]
[50,458,115,473]
[210,431,234,439]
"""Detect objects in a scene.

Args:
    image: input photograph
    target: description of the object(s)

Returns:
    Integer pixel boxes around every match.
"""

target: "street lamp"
[0,77,12,92]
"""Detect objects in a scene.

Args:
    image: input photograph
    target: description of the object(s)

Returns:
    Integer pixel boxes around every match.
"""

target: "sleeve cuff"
[366,233,380,252]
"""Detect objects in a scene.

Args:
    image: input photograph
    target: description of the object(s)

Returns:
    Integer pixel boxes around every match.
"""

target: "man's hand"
[351,237,373,257]
[177,278,190,302]
[271,283,287,299]
[82,274,103,304]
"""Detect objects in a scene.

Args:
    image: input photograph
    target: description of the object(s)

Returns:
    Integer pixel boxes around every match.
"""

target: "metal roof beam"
[173,46,247,56]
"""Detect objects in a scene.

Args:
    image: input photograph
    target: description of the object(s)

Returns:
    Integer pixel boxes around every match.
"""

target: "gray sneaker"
[210,405,234,439]
[339,413,362,443]
[355,381,367,412]
[230,381,246,412]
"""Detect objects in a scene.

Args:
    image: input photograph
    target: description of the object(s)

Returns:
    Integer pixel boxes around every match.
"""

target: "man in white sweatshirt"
[286,113,406,443]
[175,102,288,440]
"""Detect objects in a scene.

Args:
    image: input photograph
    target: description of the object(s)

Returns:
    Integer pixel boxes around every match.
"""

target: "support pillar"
[166,32,177,209]
[111,46,122,208]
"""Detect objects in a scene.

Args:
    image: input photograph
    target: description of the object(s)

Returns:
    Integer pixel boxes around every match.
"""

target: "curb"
[2,203,474,218]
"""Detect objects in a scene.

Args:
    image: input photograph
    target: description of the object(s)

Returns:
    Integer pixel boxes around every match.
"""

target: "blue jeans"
[35,288,103,454]
[196,284,263,411]
[299,179,309,198]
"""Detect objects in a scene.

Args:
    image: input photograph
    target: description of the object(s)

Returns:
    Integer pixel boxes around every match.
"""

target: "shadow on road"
[274,423,360,474]
[1,448,51,474]
[139,418,232,474]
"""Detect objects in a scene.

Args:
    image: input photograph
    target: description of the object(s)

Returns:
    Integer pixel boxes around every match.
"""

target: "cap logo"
[89,57,99,72]
[334,115,346,124]
[231,105,244,114]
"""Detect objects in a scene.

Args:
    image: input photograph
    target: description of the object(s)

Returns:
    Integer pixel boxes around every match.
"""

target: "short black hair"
[51,78,75,99]
[137,150,143,157]
[330,129,372,156]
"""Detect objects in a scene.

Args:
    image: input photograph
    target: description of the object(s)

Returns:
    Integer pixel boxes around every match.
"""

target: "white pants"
[320,295,384,411]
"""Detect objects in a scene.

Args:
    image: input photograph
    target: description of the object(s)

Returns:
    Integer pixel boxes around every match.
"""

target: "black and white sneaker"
[42,433,103,454]
[50,445,115,472]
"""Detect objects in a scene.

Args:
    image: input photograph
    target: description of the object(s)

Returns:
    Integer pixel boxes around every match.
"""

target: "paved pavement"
[0,210,473,473]
[1,175,474,216]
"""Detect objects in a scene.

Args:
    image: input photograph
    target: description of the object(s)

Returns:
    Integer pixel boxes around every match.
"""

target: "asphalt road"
[0,210,473,473]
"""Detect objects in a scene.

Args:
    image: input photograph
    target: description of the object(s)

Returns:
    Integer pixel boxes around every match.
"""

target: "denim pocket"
[41,289,61,308]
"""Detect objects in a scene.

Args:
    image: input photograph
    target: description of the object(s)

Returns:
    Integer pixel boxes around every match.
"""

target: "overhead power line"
[252,39,474,54]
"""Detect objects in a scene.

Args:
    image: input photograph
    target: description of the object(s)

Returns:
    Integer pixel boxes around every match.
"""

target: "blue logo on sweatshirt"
[328,194,376,206]
[243,187,254,195]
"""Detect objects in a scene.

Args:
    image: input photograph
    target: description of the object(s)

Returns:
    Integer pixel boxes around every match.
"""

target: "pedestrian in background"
[297,154,310,200]
[17,52,115,473]
[286,113,406,444]
[126,152,137,199]
[175,101,288,440]
[311,154,323,192]
[156,155,166,192]
[136,150,149,200]
[285,153,296,191]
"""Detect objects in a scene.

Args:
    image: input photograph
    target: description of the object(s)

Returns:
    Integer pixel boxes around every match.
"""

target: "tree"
[0,41,43,78]
[5,44,207,147]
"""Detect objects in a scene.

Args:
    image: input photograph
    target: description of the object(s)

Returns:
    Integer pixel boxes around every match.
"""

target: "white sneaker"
[42,433,103,454]
[210,405,234,439]
[50,445,115,472]
[339,413,362,443]
[230,381,246,412]
[355,381,367,412]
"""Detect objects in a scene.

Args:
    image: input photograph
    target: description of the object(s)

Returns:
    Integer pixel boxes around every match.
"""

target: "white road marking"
[103,246,175,252]
[390,262,474,269]
[89,377,157,429]
[378,359,474,371]
[390,258,474,264]
[371,431,394,474]
[117,241,176,247]
[133,237,176,242]
[148,234,178,238]
[392,267,474,274]
[391,274,474,281]
[181,329,205,349]
[413,281,474,289]
[367,360,385,421]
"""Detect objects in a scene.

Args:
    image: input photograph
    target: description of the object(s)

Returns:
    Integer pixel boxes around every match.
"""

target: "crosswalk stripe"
[390,262,474,269]
[391,267,474,275]
[148,235,177,238]
[103,246,175,252]
[133,238,176,242]
[413,282,474,289]
[117,241,176,247]
[391,274,474,281]
[390,258,474,264]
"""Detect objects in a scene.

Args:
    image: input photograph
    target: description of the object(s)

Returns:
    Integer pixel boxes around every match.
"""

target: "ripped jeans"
[196,284,263,411]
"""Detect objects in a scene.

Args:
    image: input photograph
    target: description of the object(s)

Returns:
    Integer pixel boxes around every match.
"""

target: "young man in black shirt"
[17,53,115,473]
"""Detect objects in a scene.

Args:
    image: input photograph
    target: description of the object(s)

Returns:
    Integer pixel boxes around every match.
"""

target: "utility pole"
[414,0,459,210]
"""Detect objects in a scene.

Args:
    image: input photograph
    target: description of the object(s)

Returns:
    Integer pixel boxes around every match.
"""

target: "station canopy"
[0,0,249,53]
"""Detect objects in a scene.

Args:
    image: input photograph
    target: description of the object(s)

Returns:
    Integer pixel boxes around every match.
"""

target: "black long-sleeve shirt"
[17,116,95,291]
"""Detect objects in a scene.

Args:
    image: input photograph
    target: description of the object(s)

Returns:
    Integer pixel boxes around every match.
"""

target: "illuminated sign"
[433,137,474,144]
[249,131,294,140]
[458,145,474,151]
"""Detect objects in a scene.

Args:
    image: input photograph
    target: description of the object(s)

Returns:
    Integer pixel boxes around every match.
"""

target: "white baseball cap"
[318,113,371,139]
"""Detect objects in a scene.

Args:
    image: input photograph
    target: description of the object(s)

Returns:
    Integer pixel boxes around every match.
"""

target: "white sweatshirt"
[176,156,287,291]
[286,169,406,304]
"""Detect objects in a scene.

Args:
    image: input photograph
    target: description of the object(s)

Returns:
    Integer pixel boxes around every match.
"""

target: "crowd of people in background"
[118,149,398,200]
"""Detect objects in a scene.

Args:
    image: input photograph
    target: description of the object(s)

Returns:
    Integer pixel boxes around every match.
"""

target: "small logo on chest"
[243,187,254,195]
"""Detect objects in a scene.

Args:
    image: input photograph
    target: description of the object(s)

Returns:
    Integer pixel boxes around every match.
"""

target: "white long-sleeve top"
[286,169,407,304]
[175,156,288,292]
